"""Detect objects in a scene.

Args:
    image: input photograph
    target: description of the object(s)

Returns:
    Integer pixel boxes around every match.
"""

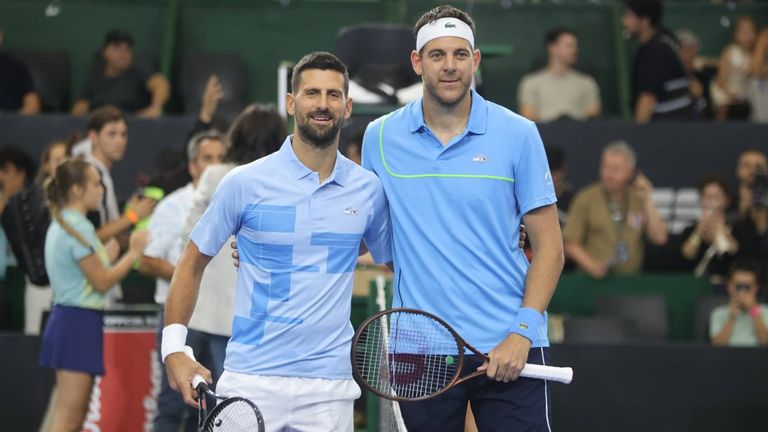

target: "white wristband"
[161,323,188,364]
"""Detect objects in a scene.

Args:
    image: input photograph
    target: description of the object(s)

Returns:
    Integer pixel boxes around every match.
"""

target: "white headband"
[416,17,475,52]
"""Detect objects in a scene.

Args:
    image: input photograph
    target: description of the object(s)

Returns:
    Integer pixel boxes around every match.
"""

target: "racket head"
[352,307,466,402]
[201,396,265,432]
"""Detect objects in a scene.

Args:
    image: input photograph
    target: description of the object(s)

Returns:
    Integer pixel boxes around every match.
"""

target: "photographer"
[732,154,768,283]
[731,148,767,219]
[710,259,768,347]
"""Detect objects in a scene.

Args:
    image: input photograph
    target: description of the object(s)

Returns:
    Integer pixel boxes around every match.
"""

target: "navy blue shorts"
[399,347,553,432]
[40,305,105,375]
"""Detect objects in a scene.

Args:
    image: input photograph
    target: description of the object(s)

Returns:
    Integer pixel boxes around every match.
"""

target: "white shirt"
[144,183,194,304]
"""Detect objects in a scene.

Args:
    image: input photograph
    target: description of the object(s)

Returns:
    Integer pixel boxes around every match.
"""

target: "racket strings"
[355,311,460,399]
[203,398,265,432]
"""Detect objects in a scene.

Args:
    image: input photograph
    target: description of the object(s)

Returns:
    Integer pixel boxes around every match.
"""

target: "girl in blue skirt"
[40,158,149,432]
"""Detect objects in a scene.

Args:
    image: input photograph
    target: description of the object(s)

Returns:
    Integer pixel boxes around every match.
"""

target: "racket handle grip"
[521,364,573,384]
[183,346,209,390]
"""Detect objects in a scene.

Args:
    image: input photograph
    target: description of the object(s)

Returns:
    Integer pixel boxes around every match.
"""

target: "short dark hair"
[625,0,663,28]
[0,145,36,178]
[413,5,476,42]
[103,29,135,48]
[545,27,576,47]
[291,52,349,96]
[729,258,761,283]
[87,106,126,133]
[697,175,729,196]
[225,104,287,165]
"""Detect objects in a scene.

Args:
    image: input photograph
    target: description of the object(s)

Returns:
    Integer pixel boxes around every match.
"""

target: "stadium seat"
[180,51,246,119]
[596,294,669,341]
[336,24,420,105]
[9,49,71,112]
[562,316,633,344]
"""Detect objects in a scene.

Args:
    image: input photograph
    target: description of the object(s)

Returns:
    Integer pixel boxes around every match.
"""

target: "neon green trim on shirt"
[378,114,515,183]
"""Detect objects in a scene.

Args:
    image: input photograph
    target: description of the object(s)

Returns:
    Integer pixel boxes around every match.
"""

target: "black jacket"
[1,183,50,286]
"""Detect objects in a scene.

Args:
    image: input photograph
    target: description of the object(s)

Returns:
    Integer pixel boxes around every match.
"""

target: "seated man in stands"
[710,259,768,347]
[518,27,601,123]
[0,29,41,114]
[71,29,169,118]
[563,141,667,279]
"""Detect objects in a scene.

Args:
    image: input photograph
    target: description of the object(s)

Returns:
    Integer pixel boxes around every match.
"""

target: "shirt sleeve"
[361,120,380,173]
[585,77,600,109]
[144,197,178,260]
[71,219,96,261]
[513,122,557,216]
[709,307,727,340]
[80,70,97,101]
[362,181,392,264]
[189,169,243,257]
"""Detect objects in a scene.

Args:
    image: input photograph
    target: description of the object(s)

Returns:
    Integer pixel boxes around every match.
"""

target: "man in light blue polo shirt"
[361,5,564,431]
[162,52,391,432]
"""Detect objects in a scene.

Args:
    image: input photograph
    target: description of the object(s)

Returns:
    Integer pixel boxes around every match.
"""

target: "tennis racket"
[352,308,573,402]
[184,347,266,432]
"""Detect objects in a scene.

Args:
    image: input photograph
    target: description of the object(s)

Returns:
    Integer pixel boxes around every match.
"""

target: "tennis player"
[360,5,564,431]
[162,51,392,432]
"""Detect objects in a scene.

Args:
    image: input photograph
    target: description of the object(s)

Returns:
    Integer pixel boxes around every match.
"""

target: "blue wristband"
[509,307,545,343]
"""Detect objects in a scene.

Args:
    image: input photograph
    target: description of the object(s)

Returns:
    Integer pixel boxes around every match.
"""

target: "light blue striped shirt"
[190,138,392,379]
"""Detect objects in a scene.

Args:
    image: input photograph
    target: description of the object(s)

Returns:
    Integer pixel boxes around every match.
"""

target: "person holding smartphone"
[563,140,668,279]
[710,259,768,347]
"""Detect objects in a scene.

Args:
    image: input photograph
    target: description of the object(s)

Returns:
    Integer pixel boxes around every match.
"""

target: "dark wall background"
[2,114,766,200]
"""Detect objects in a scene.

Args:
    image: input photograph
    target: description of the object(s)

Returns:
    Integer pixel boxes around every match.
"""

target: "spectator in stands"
[75,107,156,305]
[680,176,738,284]
[732,148,767,218]
[547,146,573,224]
[0,145,34,215]
[563,141,667,279]
[518,27,601,123]
[71,29,169,118]
[710,259,768,347]
[733,151,768,276]
[622,0,694,123]
[0,141,70,335]
[0,29,41,114]
[189,75,225,138]
[711,17,757,121]
[747,28,768,123]
[676,29,713,118]
[39,158,149,431]
[77,106,156,243]
[141,131,228,432]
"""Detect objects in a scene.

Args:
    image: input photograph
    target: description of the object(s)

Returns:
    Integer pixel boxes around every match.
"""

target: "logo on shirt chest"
[344,207,359,216]
[472,154,489,163]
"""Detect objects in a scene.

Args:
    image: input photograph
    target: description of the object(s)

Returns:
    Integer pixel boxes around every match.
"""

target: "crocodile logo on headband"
[445,22,456,28]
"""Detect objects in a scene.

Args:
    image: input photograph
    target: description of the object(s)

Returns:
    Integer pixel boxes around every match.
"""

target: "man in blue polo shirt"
[361,5,564,431]
[161,52,391,431]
